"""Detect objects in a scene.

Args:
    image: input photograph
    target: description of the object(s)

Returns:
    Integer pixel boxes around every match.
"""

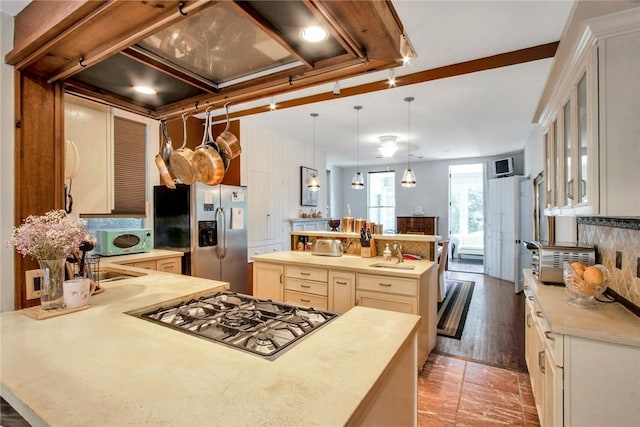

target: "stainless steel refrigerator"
[153,183,248,293]
[191,183,248,294]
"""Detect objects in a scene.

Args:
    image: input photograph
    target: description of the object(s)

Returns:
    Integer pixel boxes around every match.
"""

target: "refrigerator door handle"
[216,207,227,259]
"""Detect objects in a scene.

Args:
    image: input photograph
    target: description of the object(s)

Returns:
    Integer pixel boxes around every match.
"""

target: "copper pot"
[216,104,241,159]
[193,110,224,186]
[155,121,175,189]
[170,113,196,184]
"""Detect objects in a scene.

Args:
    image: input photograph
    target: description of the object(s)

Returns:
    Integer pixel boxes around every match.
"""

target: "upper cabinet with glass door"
[536,5,640,217]
[543,46,598,216]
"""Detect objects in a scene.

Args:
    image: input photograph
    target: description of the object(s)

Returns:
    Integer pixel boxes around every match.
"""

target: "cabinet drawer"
[284,290,328,310]
[132,260,156,270]
[285,266,327,282]
[357,274,418,297]
[285,278,328,296]
[156,258,181,274]
[533,307,564,367]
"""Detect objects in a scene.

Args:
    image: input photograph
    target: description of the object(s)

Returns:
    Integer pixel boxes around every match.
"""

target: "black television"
[493,157,514,177]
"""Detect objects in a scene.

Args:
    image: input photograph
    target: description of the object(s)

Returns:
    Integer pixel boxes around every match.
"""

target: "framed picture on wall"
[300,166,318,206]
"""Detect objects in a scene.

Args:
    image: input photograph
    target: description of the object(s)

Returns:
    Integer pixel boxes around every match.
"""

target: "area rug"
[437,280,475,339]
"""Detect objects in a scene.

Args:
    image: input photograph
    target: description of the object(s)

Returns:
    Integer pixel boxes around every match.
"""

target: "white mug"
[63,277,95,309]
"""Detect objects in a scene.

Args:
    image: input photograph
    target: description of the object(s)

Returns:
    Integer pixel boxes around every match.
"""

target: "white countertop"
[252,251,436,279]
[524,269,640,347]
[290,231,442,242]
[97,248,184,264]
[1,268,420,426]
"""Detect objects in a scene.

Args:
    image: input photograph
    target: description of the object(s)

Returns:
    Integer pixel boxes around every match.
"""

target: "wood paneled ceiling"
[6,0,413,120]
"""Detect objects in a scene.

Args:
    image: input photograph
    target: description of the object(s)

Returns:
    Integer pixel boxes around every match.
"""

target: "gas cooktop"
[133,291,338,359]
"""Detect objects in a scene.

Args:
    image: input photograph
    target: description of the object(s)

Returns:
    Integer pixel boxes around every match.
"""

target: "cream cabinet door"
[156,257,181,274]
[329,271,355,313]
[253,262,283,301]
[355,290,416,314]
[64,95,112,214]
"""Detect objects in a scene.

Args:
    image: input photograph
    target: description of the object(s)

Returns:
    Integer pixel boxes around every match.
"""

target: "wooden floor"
[433,271,527,372]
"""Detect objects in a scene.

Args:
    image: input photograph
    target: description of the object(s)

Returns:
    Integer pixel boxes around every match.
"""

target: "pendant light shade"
[402,97,417,188]
[351,105,364,189]
[308,113,320,192]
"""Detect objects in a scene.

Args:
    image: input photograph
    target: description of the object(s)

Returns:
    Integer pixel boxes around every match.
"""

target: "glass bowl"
[563,262,609,309]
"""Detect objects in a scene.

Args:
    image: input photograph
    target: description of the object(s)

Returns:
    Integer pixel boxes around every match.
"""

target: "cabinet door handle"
[544,331,555,341]
[378,283,392,287]
[300,298,311,303]
[279,274,283,284]
[538,350,546,374]
[301,284,311,288]
[300,272,311,276]
[528,295,534,301]
[526,314,532,327]
[580,179,587,199]
[336,281,347,285]
[536,311,544,318]
[567,179,574,200]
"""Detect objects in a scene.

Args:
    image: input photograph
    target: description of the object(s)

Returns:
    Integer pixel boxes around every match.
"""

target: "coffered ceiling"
[2,0,576,167]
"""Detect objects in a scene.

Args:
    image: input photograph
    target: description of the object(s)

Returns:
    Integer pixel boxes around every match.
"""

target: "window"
[367,171,395,232]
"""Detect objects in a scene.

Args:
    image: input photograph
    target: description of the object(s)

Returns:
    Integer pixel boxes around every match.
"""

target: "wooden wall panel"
[13,72,64,309]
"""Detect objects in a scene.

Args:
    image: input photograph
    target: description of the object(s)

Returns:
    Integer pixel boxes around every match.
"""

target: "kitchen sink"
[369,263,416,270]
[96,270,142,283]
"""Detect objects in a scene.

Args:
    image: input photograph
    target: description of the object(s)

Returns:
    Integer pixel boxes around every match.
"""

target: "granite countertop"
[524,269,640,347]
[252,251,437,279]
[1,268,420,426]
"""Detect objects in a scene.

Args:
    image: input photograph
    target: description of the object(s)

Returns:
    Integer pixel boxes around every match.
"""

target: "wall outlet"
[25,269,44,300]
[616,251,623,269]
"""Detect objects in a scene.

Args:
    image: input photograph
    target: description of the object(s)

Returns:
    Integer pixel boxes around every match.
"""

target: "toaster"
[311,239,343,257]
[524,241,595,284]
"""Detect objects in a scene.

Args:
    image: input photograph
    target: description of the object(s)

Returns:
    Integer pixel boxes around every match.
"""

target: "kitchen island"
[1,266,420,426]
[251,251,438,369]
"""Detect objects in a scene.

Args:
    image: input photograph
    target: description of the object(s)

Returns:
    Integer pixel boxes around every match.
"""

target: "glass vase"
[37,258,66,309]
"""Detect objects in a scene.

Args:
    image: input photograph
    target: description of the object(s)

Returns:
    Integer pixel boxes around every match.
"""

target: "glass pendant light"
[308,113,321,192]
[401,97,417,188]
[351,105,364,189]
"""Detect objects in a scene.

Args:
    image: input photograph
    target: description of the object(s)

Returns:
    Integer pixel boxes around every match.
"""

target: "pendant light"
[351,105,364,189]
[307,113,321,192]
[401,96,417,188]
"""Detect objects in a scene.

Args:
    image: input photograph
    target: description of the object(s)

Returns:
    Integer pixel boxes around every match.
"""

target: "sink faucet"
[392,242,403,263]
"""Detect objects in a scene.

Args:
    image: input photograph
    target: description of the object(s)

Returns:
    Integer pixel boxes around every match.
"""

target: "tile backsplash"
[578,217,640,307]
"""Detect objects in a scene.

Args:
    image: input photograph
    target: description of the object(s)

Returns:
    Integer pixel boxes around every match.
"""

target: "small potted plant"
[9,210,87,309]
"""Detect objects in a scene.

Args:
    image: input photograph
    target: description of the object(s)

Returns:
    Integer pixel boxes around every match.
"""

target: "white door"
[487,177,519,283]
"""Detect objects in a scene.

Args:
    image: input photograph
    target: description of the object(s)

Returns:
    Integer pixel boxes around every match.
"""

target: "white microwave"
[94,228,153,256]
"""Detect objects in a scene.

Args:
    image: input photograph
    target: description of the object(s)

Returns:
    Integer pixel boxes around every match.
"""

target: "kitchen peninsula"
[1,266,420,426]
[251,250,438,368]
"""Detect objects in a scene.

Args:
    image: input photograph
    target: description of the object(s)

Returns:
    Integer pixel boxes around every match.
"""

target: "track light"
[388,69,396,87]
[333,81,341,96]
[269,96,276,111]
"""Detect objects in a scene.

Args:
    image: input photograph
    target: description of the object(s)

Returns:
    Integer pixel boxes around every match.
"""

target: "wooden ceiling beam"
[201,41,561,123]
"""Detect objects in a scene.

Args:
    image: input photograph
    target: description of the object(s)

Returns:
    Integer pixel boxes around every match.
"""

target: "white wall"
[524,124,544,179]
[1,11,16,311]
[338,151,525,238]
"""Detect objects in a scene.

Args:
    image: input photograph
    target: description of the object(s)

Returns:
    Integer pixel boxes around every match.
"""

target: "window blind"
[113,116,146,215]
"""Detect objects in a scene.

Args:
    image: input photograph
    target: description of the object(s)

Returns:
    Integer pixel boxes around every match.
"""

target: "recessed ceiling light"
[300,25,328,43]
[133,85,156,95]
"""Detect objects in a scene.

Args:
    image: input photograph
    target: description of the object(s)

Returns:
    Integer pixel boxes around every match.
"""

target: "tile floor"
[418,353,539,426]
